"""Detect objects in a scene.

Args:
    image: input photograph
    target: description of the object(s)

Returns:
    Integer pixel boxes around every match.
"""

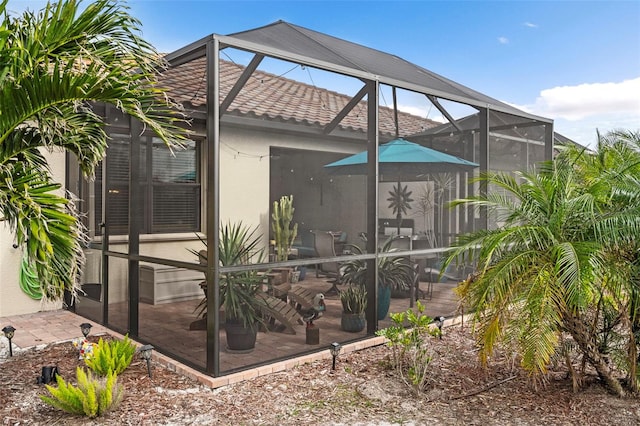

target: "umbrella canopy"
[324,138,478,179]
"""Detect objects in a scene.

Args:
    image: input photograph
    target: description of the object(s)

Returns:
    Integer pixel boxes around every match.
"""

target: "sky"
[9,0,640,147]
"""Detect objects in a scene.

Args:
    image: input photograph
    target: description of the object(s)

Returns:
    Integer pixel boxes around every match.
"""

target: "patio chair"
[386,236,421,306]
[255,292,302,335]
[288,285,320,311]
[312,230,344,295]
[422,265,462,300]
[292,229,317,258]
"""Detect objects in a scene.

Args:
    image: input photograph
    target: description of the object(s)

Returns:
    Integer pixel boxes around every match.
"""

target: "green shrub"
[376,301,440,393]
[85,335,136,376]
[40,367,123,418]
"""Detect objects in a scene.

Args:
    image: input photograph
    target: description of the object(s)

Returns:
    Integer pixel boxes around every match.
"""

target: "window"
[86,133,201,236]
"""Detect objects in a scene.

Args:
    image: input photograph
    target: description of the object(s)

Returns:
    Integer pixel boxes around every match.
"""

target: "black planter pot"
[341,312,366,332]
[224,320,257,353]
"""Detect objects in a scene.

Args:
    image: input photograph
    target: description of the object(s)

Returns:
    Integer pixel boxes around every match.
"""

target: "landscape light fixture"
[435,316,445,339]
[2,325,16,357]
[329,342,342,370]
[139,344,154,378]
[80,323,92,338]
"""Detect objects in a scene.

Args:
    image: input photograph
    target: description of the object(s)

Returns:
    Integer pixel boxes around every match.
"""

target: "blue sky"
[10,0,640,147]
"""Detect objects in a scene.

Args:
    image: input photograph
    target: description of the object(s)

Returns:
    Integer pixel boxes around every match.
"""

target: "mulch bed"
[1,327,639,425]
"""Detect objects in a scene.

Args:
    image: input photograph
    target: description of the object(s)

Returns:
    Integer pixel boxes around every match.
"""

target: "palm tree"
[0,0,186,301]
[445,130,640,397]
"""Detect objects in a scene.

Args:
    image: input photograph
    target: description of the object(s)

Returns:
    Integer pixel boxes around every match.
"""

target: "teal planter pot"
[377,285,391,320]
[341,312,366,332]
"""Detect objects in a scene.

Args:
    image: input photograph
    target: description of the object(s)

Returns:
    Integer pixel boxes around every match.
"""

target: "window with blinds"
[92,135,201,236]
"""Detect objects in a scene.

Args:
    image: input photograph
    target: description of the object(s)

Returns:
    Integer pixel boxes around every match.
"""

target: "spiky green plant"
[189,222,267,329]
[84,335,136,376]
[40,368,123,418]
[340,284,367,314]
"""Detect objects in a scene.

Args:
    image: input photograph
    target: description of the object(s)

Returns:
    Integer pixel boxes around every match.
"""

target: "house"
[1,21,554,377]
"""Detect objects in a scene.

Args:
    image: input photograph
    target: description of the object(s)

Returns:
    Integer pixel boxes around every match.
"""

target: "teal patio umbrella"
[325,138,479,237]
[324,138,478,178]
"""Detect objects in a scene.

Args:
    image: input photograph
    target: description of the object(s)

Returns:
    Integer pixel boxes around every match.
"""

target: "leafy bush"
[40,368,123,418]
[376,301,440,393]
[85,335,136,376]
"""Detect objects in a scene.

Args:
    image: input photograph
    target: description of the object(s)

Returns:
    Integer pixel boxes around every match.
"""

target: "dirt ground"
[1,326,639,425]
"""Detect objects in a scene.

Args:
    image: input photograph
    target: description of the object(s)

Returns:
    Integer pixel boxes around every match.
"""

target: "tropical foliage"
[376,302,439,394]
[342,236,413,292]
[190,222,267,330]
[0,0,186,301]
[446,130,640,396]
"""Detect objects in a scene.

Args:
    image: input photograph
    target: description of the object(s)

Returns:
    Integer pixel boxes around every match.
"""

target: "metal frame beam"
[220,54,264,116]
[323,84,368,135]
[209,34,552,123]
[478,108,489,230]
[127,117,142,336]
[365,80,379,334]
[544,122,554,161]
[426,95,463,132]
[205,38,221,376]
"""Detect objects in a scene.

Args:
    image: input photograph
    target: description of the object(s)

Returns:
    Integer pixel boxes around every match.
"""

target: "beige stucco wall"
[217,125,361,251]
[0,149,66,317]
[1,123,365,315]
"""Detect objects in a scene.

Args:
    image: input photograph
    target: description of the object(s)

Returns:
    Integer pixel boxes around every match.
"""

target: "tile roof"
[159,57,439,138]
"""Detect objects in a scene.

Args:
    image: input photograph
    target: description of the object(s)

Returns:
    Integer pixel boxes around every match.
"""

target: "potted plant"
[339,284,367,332]
[190,222,267,352]
[342,236,413,320]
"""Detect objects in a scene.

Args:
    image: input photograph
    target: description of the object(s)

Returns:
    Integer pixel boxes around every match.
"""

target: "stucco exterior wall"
[1,121,429,315]
[0,149,66,317]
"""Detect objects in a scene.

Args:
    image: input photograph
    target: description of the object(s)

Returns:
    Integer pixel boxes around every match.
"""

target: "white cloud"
[506,78,640,148]
[530,77,640,121]
[498,37,509,44]
[396,104,445,124]
[523,22,538,28]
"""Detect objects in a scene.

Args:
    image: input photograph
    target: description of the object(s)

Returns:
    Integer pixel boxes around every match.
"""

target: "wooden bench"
[256,292,302,334]
[287,286,318,311]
